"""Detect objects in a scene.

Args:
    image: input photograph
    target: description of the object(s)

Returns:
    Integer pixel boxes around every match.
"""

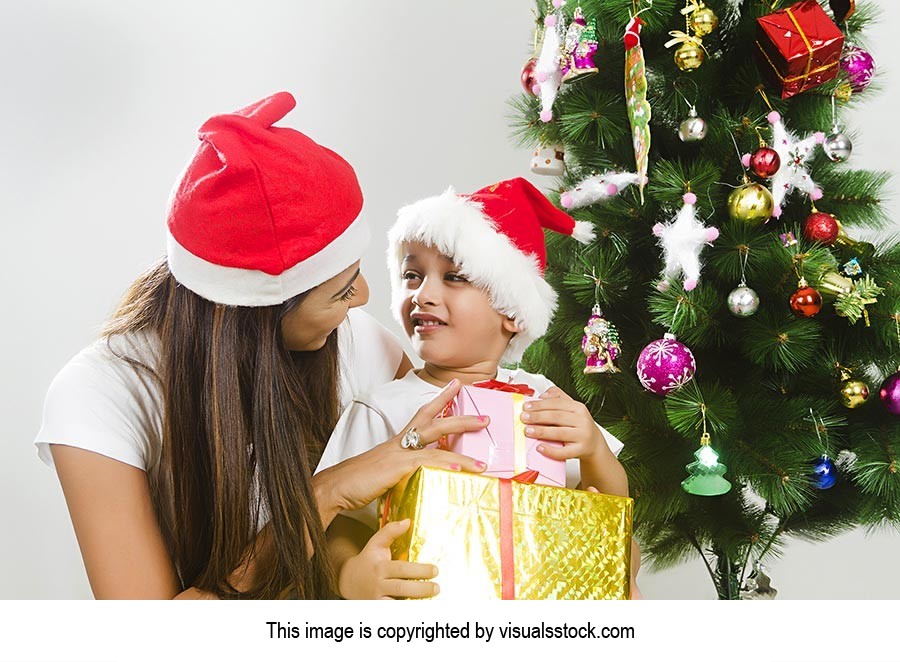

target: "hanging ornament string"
[755,85,775,113]
[894,313,900,372]
[753,125,767,149]
[674,77,700,114]
[738,245,750,287]
[672,297,684,333]
[824,91,853,163]
[728,129,748,175]
[699,402,709,443]
[792,252,807,287]
[580,266,602,305]
[810,407,825,446]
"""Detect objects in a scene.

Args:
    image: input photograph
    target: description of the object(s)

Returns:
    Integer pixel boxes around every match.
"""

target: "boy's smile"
[411,311,448,334]
[399,241,520,369]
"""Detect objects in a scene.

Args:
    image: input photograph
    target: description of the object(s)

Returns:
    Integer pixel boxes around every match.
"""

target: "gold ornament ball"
[840,379,870,408]
[674,42,705,71]
[728,182,775,225]
[690,7,719,37]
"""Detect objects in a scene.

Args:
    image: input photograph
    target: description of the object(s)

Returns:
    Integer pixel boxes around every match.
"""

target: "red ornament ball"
[790,286,823,317]
[749,147,781,179]
[521,58,538,96]
[802,212,840,245]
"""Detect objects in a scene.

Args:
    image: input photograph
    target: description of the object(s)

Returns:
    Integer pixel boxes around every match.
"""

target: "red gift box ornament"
[755,0,844,99]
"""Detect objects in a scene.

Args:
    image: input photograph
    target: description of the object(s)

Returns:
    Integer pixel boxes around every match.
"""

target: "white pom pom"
[572,220,596,245]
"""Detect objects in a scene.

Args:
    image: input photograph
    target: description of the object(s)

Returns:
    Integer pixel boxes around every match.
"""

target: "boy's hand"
[521,387,607,460]
[338,520,440,600]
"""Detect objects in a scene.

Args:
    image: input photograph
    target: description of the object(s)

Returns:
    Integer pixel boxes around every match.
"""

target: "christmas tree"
[511,0,899,598]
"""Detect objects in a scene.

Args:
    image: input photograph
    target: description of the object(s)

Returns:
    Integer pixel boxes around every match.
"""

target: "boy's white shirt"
[315,367,625,531]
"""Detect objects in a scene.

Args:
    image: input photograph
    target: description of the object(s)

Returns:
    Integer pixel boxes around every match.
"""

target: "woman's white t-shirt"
[33,308,405,473]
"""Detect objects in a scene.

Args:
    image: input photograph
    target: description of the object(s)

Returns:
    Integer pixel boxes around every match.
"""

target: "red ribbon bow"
[472,379,536,396]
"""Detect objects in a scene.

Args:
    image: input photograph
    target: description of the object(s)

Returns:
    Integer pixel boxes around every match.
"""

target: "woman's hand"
[315,379,488,517]
[521,386,606,461]
[338,520,439,600]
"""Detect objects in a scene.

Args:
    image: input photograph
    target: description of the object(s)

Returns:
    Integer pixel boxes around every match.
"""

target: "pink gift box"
[441,385,566,487]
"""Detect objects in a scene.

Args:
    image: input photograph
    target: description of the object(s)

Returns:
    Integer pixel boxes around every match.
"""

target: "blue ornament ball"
[811,456,837,490]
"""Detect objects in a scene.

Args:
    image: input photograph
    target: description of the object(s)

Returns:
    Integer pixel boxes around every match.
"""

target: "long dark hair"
[104,258,339,598]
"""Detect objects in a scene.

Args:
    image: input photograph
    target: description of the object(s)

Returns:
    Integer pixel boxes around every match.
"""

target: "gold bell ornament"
[667,0,714,71]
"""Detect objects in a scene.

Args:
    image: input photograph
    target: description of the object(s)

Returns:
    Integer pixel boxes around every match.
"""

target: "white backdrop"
[1,0,897,600]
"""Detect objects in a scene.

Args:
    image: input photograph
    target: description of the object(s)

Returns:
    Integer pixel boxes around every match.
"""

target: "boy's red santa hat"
[166,91,369,306]
[388,177,594,363]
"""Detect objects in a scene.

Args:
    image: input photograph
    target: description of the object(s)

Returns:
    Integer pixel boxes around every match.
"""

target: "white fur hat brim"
[387,188,557,364]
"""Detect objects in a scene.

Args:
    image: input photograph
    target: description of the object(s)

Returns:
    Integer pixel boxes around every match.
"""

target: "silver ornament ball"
[824,130,853,163]
[727,285,760,317]
[678,115,707,143]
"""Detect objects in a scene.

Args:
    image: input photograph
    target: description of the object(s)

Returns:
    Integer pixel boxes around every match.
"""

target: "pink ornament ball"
[684,278,698,291]
[560,192,573,208]
[814,132,826,144]
[706,227,720,241]
[879,371,900,415]
[636,334,696,395]
[539,110,553,123]
[606,184,619,196]
[811,188,823,201]
[545,14,557,27]
[683,192,697,205]
[767,111,781,125]
[741,153,752,168]
[841,45,876,93]
[552,0,566,8]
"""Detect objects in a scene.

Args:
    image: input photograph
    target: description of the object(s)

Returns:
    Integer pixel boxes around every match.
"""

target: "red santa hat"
[166,91,369,306]
[387,177,595,363]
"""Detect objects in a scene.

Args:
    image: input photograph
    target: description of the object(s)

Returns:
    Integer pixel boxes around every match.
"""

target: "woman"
[34,92,488,599]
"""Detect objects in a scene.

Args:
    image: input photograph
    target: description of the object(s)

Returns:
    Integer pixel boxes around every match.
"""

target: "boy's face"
[399,242,519,368]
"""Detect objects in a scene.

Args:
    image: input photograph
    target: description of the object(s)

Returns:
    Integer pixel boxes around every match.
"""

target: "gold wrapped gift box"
[379,466,633,600]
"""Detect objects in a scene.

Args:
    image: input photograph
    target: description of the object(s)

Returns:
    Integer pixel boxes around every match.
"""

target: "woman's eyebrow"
[332,268,360,299]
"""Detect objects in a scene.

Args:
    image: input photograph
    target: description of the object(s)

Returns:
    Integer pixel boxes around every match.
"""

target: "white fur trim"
[572,220,596,245]
[387,189,557,364]
[167,215,370,306]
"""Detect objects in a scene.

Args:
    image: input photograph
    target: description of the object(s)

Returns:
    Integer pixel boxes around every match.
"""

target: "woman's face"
[282,261,369,351]
[398,242,518,367]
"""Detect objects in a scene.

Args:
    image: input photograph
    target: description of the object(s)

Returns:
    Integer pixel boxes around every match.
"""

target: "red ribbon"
[472,379,536,396]
[498,470,539,600]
